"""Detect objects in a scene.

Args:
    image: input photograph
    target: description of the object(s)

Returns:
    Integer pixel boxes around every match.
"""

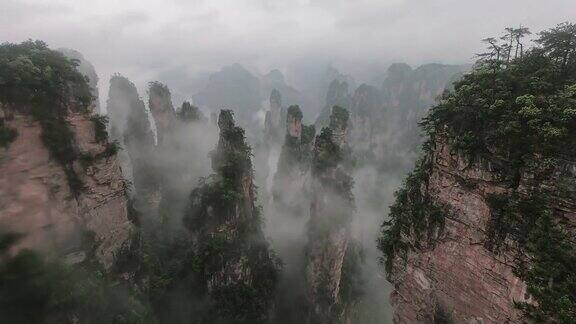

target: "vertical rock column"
[184,110,280,322]
[272,105,315,216]
[305,107,360,322]
[106,76,159,217]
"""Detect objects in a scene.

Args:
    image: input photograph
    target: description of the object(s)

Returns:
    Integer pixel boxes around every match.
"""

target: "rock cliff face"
[0,46,132,269]
[0,106,131,270]
[387,136,576,323]
[305,107,362,323]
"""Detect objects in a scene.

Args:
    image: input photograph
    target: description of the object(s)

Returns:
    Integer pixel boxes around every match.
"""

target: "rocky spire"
[270,88,282,112]
[177,101,205,123]
[305,107,361,323]
[184,110,280,322]
[315,79,351,128]
[264,88,286,146]
[106,75,159,216]
[272,105,315,216]
[148,81,177,146]
[328,105,350,147]
[286,104,303,139]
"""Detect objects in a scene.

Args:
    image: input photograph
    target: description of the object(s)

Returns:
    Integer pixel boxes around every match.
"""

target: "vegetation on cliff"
[377,158,449,275]
[182,110,280,323]
[0,117,17,148]
[306,107,363,322]
[379,23,576,321]
[422,23,576,164]
[0,40,95,194]
[275,105,315,177]
[177,101,205,122]
[0,232,155,323]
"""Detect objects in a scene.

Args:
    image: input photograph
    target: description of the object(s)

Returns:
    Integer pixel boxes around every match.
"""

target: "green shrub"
[0,232,156,323]
[377,158,449,275]
[90,114,109,143]
[0,118,17,148]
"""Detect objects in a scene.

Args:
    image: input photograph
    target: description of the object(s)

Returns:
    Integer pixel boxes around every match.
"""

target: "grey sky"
[2,0,575,99]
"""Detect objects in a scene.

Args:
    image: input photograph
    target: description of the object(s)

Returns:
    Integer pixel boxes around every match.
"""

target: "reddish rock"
[0,111,132,269]
[388,136,575,323]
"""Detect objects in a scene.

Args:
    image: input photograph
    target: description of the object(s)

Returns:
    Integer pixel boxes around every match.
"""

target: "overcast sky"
[2,0,575,99]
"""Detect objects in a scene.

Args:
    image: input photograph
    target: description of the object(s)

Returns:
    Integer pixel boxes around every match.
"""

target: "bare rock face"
[387,136,576,323]
[0,110,132,269]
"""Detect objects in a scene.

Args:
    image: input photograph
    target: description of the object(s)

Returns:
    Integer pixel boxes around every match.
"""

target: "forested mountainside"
[379,23,576,323]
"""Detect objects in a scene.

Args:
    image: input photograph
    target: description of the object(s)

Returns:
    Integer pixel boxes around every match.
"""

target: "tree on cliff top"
[0,40,96,194]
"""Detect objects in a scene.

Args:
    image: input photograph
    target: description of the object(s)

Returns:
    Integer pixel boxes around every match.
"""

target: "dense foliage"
[0,117,17,147]
[0,232,155,323]
[328,105,349,131]
[422,23,576,164]
[312,128,342,173]
[484,192,576,322]
[377,158,448,274]
[0,40,95,193]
